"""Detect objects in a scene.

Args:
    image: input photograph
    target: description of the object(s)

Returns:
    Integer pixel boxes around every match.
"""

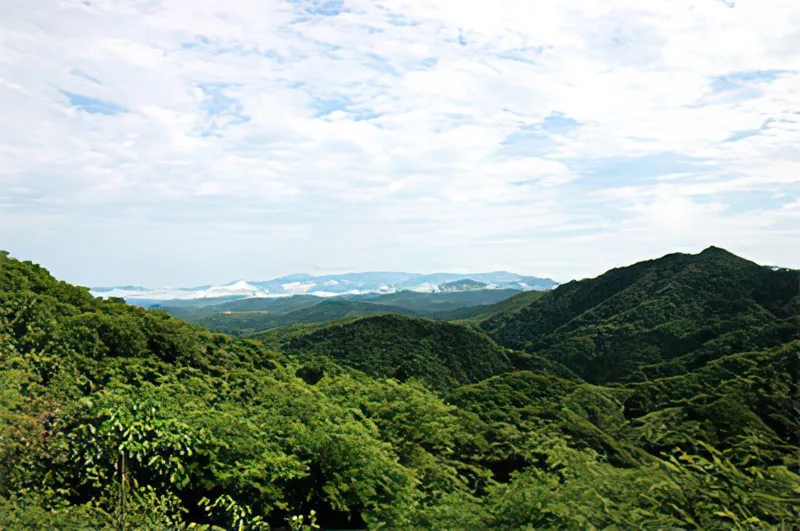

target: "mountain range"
[160,288,535,335]
[91,271,558,304]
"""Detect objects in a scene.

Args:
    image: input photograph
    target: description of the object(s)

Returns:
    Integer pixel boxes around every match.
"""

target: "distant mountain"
[189,299,422,336]
[93,271,558,304]
[448,290,547,321]
[161,289,522,335]
[439,279,488,292]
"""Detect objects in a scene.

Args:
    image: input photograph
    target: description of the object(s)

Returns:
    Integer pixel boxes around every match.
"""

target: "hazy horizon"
[4,244,791,289]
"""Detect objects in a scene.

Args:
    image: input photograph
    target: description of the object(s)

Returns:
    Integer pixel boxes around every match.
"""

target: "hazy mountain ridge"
[161,288,522,335]
[92,270,558,303]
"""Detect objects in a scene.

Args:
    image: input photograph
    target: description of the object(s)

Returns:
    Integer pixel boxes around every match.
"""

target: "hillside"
[284,314,513,391]
[163,289,521,335]
[481,246,800,384]
[159,294,322,321]
[195,299,421,335]
[1,250,799,529]
[451,289,547,321]
[355,288,519,313]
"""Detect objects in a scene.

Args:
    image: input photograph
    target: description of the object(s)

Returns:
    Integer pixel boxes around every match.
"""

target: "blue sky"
[1,0,799,286]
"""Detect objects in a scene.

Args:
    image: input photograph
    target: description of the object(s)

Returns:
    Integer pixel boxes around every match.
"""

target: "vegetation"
[452,289,546,322]
[1,248,798,529]
[353,288,520,314]
[481,246,799,383]
[187,300,421,335]
[284,314,513,391]
[162,289,522,335]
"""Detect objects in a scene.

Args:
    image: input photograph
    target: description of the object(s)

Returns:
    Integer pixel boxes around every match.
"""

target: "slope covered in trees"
[284,314,513,391]
[162,289,522,335]
[452,289,546,321]
[190,299,421,335]
[1,250,798,529]
[481,246,800,384]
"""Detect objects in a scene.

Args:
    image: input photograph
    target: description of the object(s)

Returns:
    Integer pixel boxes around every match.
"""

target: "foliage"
[284,314,512,390]
[164,289,522,335]
[452,289,546,322]
[484,431,800,529]
[1,249,798,529]
[481,246,799,384]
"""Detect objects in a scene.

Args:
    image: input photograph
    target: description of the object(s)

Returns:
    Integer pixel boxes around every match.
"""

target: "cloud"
[1,0,799,286]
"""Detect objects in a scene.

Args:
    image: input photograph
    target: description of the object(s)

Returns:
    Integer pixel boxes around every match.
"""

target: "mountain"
[192,299,423,335]
[284,314,513,391]
[480,246,800,384]
[160,288,522,335]
[449,289,547,321]
[345,288,520,313]
[2,249,798,529]
[93,271,558,304]
[439,278,488,292]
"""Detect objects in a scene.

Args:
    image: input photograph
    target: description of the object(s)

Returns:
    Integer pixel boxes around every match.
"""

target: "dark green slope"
[481,247,799,383]
[623,340,800,454]
[194,298,421,334]
[284,314,512,390]
[451,289,546,321]
[447,371,645,468]
[160,294,322,321]
[163,289,522,334]
[353,288,520,312]
[207,294,322,313]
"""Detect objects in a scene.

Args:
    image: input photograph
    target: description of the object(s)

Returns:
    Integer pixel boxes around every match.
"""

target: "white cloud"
[1,0,799,286]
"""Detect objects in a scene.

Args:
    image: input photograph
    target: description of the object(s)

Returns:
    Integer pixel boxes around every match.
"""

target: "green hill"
[160,294,322,321]
[162,289,522,335]
[439,278,488,291]
[356,288,519,313]
[481,246,800,384]
[447,370,646,468]
[193,299,421,335]
[284,314,513,391]
[451,289,547,321]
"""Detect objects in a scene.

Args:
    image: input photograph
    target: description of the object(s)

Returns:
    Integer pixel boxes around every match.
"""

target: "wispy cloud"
[1,0,799,285]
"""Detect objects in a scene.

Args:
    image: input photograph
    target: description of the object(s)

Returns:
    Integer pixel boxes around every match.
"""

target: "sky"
[2,0,800,287]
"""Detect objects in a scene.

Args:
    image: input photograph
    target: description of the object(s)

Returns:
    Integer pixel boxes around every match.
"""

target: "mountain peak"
[695,246,756,267]
[699,245,732,256]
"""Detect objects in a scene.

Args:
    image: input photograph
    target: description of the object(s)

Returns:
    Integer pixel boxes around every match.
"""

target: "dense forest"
[1,248,798,529]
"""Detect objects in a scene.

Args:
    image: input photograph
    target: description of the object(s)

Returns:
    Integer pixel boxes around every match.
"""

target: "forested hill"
[1,250,799,529]
[161,288,522,335]
[480,246,800,383]
[284,314,512,391]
